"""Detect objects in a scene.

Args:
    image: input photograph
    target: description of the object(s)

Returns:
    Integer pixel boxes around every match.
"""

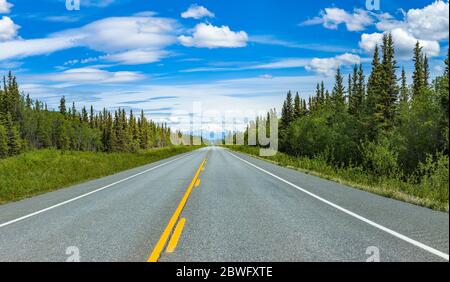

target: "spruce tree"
[89,105,94,128]
[5,113,21,156]
[378,33,398,130]
[281,91,294,127]
[413,41,425,97]
[294,92,301,119]
[365,45,382,139]
[400,67,409,104]
[331,68,345,110]
[59,96,66,116]
[423,55,430,87]
[0,124,8,158]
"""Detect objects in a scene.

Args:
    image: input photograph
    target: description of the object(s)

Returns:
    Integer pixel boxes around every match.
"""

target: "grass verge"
[225,146,449,212]
[0,146,201,205]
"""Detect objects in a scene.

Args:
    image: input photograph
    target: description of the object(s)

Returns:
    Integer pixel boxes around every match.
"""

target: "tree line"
[247,34,448,181]
[0,73,172,158]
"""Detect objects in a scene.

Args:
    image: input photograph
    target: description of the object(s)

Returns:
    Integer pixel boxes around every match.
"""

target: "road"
[0,147,448,262]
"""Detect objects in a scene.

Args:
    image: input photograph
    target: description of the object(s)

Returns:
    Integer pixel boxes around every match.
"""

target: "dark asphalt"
[0,147,448,262]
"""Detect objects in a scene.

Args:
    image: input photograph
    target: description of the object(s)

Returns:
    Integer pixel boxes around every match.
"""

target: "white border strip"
[227,150,449,261]
[0,153,191,229]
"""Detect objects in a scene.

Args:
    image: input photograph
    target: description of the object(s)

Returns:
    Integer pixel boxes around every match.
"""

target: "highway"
[0,147,448,262]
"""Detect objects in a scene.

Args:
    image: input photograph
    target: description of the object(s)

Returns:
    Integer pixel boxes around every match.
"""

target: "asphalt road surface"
[0,147,448,262]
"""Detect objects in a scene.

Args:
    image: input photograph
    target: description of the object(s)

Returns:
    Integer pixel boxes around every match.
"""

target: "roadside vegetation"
[227,146,448,211]
[0,71,173,158]
[0,71,203,204]
[227,36,449,212]
[0,146,201,204]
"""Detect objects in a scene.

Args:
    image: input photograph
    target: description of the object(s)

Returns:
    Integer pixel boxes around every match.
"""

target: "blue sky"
[0,0,448,132]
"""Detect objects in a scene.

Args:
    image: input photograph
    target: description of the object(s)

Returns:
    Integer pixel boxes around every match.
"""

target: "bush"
[416,153,449,206]
[361,138,399,177]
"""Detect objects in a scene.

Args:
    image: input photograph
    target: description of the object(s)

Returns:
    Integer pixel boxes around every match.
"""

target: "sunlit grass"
[226,146,449,212]
[0,146,201,205]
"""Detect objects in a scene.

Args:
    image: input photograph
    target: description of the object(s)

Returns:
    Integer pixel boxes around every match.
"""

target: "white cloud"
[249,35,352,53]
[0,0,13,14]
[259,74,274,79]
[81,0,116,7]
[360,1,448,60]
[181,4,215,19]
[181,55,363,76]
[179,23,248,48]
[0,37,77,61]
[375,1,449,41]
[360,28,441,59]
[301,8,374,31]
[0,15,178,62]
[40,68,145,84]
[103,49,169,65]
[251,58,310,70]
[0,16,19,41]
[56,16,178,53]
[306,53,362,76]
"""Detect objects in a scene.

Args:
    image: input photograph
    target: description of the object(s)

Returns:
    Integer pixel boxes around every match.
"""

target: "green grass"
[0,146,201,205]
[225,146,449,212]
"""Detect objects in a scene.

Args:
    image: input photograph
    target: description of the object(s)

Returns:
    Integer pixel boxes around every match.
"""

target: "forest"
[240,34,449,210]
[0,73,172,159]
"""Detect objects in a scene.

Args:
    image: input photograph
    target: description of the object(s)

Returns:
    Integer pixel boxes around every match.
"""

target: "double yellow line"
[147,158,207,262]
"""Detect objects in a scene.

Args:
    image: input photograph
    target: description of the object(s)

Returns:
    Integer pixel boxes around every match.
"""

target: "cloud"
[249,35,352,53]
[0,16,19,41]
[376,0,449,41]
[306,53,362,76]
[39,68,145,84]
[259,74,274,79]
[103,49,169,65]
[0,14,178,62]
[179,23,248,48]
[300,8,374,31]
[181,4,215,19]
[44,15,82,23]
[360,28,441,59]
[362,1,447,60]
[56,16,178,53]
[81,0,116,7]
[0,37,76,60]
[0,0,13,14]
[181,54,363,76]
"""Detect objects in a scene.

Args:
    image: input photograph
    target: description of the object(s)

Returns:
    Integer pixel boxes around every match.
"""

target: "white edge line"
[0,153,191,229]
[226,150,449,261]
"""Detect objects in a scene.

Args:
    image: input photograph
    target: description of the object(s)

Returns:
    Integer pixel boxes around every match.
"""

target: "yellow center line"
[166,218,186,253]
[147,158,207,262]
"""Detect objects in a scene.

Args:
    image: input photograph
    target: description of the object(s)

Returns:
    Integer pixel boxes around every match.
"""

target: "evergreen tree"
[400,67,409,105]
[423,55,430,87]
[413,41,425,97]
[0,124,8,158]
[5,113,21,156]
[348,65,360,116]
[281,91,294,128]
[81,106,89,123]
[331,68,345,110]
[71,102,77,120]
[294,92,301,119]
[59,96,66,116]
[89,105,94,128]
[378,33,398,130]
